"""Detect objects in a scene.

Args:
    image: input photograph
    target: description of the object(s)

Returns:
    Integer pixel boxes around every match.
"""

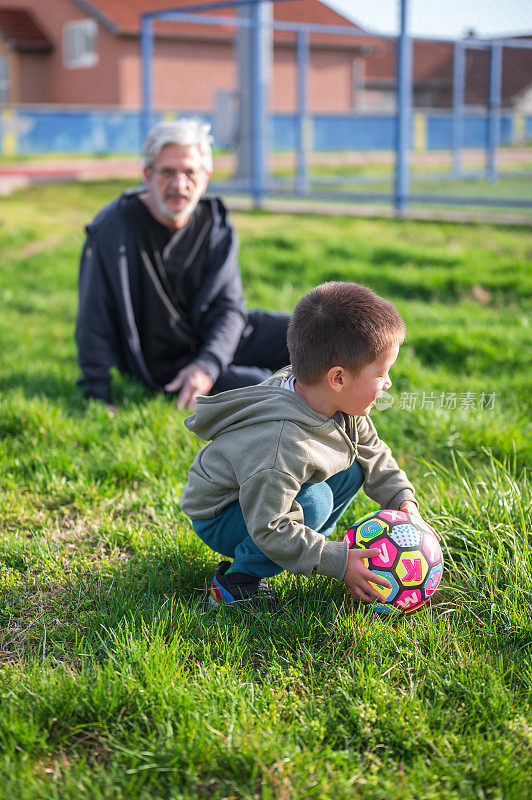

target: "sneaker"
[209,561,276,611]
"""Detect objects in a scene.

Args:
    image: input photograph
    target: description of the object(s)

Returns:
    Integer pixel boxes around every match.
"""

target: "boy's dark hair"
[287,281,406,385]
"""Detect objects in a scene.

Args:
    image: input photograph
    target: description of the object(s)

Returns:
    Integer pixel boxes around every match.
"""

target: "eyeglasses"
[150,166,203,184]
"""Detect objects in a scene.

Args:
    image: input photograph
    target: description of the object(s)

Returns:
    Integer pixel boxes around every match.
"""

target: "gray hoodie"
[180,368,416,581]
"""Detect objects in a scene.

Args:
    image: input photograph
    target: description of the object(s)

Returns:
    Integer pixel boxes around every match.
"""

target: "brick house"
[362,34,532,113]
[0,1,529,115]
[0,0,372,112]
[0,8,53,103]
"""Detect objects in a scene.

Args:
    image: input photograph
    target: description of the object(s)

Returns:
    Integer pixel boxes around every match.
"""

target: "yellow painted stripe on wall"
[414,113,426,152]
[514,113,524,142]
[1,109,17,155]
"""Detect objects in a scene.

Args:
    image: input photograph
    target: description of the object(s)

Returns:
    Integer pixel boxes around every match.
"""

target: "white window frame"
[63,18,98,69]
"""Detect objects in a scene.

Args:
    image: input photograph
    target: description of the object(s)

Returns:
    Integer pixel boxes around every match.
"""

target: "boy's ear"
[326,366,346,394]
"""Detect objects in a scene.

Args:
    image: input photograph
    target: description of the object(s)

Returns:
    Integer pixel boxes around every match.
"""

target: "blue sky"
[327,0,532,40]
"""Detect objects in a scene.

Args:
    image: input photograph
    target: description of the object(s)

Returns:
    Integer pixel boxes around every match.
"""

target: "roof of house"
[364,35,532,105]
[0,7,53,51]
[71,0,368,48]
[365,39,455,87]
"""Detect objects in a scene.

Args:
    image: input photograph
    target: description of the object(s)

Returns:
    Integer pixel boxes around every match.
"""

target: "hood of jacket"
[184,369,356,449]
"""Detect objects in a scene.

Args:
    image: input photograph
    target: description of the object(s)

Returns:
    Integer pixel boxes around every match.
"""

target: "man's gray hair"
[143,118,213,172]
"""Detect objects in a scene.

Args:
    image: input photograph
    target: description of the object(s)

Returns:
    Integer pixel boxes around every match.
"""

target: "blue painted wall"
[272,114,399,151]
[15,110,149,154]
[426,114,515,150]
[1,107,530,155]
[274,113,518,152]
[313,115,398,152]
[4,108,213,155]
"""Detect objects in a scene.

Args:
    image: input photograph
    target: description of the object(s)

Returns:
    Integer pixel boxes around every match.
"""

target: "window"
[0,55,9,103]
[63,19,98,69]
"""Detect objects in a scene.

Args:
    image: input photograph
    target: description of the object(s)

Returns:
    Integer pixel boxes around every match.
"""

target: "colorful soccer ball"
[343,509,443,615]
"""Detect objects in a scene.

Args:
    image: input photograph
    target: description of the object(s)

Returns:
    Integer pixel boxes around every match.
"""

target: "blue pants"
[192,460,364,578]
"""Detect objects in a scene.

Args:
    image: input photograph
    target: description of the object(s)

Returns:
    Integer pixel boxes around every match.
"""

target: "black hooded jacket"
[75,190,246,403]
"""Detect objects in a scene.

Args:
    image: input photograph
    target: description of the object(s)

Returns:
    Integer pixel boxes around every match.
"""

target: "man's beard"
[152,181,203,225]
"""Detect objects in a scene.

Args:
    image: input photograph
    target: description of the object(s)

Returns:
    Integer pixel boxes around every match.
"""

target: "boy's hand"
[400,501,440,541]
[343,548,392,605]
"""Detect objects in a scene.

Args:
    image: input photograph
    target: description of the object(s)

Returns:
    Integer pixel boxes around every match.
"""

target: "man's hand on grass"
[164,363,214,410]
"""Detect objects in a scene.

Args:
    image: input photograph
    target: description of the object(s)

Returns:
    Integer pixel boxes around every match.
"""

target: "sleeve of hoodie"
[355,415,417,510]
[235,429,349,582]
[193,209,247,384]
[75,232,120,404]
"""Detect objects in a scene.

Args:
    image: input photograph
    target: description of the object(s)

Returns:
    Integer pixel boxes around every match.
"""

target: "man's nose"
[171,171,188,189]
[384,375,392,390]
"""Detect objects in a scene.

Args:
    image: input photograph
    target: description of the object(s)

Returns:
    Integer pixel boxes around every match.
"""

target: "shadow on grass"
[3,545,529,676]
[0,550,368,665]
[0,369,158,414]
[0,372,79,405]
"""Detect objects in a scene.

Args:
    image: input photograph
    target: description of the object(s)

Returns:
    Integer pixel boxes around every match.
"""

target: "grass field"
[0,180,531,799]
[268,162,532,213]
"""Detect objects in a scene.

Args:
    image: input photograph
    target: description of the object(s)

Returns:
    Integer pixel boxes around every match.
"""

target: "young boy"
[181,281,428,609]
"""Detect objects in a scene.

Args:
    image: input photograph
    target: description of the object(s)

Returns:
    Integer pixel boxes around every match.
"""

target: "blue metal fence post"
[487,41,502,182]
[140,14,154,144]
[451,40,465,177]
[250,1,272,207]
[296,30,310,195]
[394,0,412,216]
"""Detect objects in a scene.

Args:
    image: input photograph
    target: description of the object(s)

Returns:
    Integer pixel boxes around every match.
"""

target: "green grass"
[0,180,531,798]
[265,175,532,213]
[266,146,532,215]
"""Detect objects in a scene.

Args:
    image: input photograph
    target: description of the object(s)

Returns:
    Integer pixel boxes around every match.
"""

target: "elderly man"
[76,118,290,409]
